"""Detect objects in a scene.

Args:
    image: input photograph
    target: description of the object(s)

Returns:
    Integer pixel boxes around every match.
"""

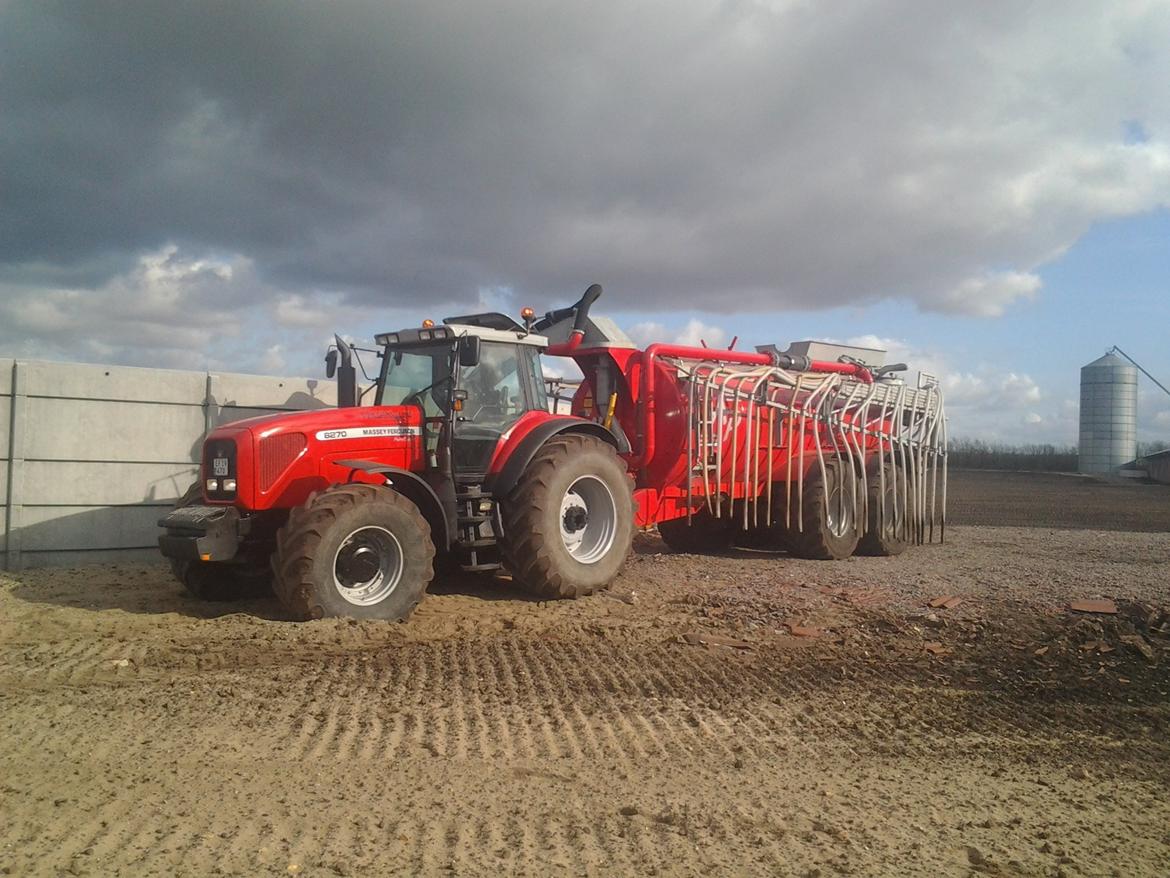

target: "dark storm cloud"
[1,0,1168,329]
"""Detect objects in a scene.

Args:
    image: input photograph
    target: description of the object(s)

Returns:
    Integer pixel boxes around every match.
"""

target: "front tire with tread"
[273,483,435,621]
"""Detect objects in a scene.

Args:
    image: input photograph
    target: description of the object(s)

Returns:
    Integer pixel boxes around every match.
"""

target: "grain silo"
[1078,351,1137,474]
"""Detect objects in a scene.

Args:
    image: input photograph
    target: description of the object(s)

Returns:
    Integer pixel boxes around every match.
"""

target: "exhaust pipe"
[326,335,359,408]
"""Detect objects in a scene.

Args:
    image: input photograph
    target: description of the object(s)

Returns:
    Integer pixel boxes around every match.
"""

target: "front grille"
[203,438,237,501]
[259,433,306,491]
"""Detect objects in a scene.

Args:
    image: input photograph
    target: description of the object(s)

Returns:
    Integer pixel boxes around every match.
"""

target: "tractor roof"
[445,324,548,346]
[376,321,547,347]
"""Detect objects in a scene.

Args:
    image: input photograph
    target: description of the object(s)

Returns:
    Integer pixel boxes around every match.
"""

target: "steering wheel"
[401,376,452,410]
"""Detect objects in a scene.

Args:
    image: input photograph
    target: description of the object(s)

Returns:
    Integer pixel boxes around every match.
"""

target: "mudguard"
[335,460,454,549]
[485,419,628,498]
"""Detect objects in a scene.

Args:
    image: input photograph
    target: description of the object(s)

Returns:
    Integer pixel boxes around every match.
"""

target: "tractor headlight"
[375,332,400,345]
[222,478,237,492]
[205,478,219,492]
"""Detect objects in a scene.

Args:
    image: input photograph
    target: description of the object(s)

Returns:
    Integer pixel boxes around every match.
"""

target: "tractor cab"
[372,315,551,476]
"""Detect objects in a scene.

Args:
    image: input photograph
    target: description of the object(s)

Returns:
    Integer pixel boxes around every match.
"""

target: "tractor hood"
[203,405,425,509]
[212,405,421,437]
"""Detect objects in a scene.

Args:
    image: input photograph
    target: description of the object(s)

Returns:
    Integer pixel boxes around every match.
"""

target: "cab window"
[378,344,453,418]
[458,342,523,429]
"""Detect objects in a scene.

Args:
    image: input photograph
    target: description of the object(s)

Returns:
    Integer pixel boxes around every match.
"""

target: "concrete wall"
[1,359,337,570]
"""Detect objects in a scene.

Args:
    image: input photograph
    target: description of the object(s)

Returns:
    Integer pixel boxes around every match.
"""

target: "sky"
[1,0,1168,444]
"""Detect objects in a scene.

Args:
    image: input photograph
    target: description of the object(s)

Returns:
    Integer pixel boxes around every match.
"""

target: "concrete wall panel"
[19,360,207,405]
[0,358,11,460]
[21,397,205,463]
[209,371,338,410]
[20,547,162,568]
[19,504,173,551]
[22,461,198,506]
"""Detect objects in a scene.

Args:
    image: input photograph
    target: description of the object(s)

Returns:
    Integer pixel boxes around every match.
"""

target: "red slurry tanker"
[159,285,947,620]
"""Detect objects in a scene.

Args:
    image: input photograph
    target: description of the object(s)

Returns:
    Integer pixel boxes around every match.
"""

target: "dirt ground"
[1,471,1168,877]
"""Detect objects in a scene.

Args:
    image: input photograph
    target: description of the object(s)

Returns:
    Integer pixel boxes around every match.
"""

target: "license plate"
[212,458,229,476]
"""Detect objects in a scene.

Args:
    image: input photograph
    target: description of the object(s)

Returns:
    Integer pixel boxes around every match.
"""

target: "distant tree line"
[948,438,1170,471]
[1137,440,1170,459]
[948,438,1077,471]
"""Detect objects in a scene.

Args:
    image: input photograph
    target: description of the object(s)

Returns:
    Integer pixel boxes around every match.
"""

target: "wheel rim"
[332,525,404,606]
[559,475,618,564]
[826,479,854,538]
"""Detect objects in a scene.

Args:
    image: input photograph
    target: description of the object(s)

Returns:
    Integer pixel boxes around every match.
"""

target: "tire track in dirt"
[5,632,1165,784]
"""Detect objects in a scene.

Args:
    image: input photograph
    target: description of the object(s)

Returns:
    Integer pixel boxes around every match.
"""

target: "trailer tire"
[786,459,861,560]
[168,483,271,601]
[501,435,634,599]
[857,463,911,556]
[659,508,737,553]
[272,483,435,621]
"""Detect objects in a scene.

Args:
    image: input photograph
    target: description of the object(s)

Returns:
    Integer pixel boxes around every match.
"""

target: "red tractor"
[160,285,946,620]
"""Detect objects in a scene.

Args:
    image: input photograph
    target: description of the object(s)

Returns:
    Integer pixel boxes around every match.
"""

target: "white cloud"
[274,295,333,329]
[0,245,258,369]
[259,344,286,374]
[931,271,1043,318]
[628,319,729,349]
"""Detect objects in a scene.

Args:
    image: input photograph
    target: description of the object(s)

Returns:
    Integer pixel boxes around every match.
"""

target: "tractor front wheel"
[786,459,861,560]
[500,435,634,599]
[272,483,435,621]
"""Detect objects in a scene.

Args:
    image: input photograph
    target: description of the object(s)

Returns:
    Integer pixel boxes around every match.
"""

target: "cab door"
[452,342,544,475]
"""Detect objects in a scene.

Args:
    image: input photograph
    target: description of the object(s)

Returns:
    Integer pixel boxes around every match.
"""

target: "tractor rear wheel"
[272,483,435,621]
[168,483,271,601]
[857,463,911,556]
[659,508,737,553]
[786,459,861,560]
[500,435,634,599]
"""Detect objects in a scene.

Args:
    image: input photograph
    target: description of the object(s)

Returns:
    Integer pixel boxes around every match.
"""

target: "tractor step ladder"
[454,483,503,572]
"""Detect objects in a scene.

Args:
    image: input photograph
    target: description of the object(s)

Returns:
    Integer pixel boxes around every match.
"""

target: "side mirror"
[458,336,481,368]
[325,348,338,378]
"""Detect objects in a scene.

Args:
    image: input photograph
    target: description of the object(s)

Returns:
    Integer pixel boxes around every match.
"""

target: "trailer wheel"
[168,483,271,601]
[659,508,737,553]
[786,459,861,560]
[273,483,435,621]
[857,463,911,556]
[500,435,634,599]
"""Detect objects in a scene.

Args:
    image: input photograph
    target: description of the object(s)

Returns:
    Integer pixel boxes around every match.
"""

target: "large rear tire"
[272,483,435,621]
[857,462,911,556]
[786,459,861,560]
[659,507,737,553]
[168,483,271,601]
[500,435,634,599]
